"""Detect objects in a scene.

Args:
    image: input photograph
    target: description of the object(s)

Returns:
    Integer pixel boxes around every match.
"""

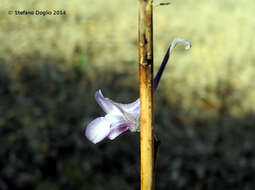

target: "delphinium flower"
[85,38,191,144]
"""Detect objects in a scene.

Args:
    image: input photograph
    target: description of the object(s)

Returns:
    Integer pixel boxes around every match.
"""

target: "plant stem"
[138,0,154,189]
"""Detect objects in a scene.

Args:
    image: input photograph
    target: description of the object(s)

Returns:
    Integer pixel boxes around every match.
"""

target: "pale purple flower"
[85,38,191,144]
[85,90,140,144]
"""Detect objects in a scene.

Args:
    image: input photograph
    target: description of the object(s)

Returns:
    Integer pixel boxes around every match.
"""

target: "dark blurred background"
[1,0,255,189]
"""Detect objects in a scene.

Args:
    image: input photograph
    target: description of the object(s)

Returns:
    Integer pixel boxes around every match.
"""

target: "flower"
[85,38,191,144]
[85,90,140,144]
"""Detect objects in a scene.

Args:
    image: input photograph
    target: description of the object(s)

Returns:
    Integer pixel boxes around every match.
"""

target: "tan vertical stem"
[138,0,154,189]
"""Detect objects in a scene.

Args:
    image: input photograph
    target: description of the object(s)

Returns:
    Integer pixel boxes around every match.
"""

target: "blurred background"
[1,0,255,189]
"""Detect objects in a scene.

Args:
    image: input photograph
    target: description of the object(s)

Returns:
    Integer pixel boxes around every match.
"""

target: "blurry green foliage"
[0,61,140,190]
[0,61,255,190]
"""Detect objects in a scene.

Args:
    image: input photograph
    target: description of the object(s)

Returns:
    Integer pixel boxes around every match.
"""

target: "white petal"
[108,121,130,140]
[113,99,140,120]
[104,114,123,123]
[115,98,140,114]
[85,117,110,144]
[95,90,123,116]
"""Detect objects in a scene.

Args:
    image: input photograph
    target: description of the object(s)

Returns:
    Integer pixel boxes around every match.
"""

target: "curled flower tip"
[169,37,192,54]
[153,37,191,91]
